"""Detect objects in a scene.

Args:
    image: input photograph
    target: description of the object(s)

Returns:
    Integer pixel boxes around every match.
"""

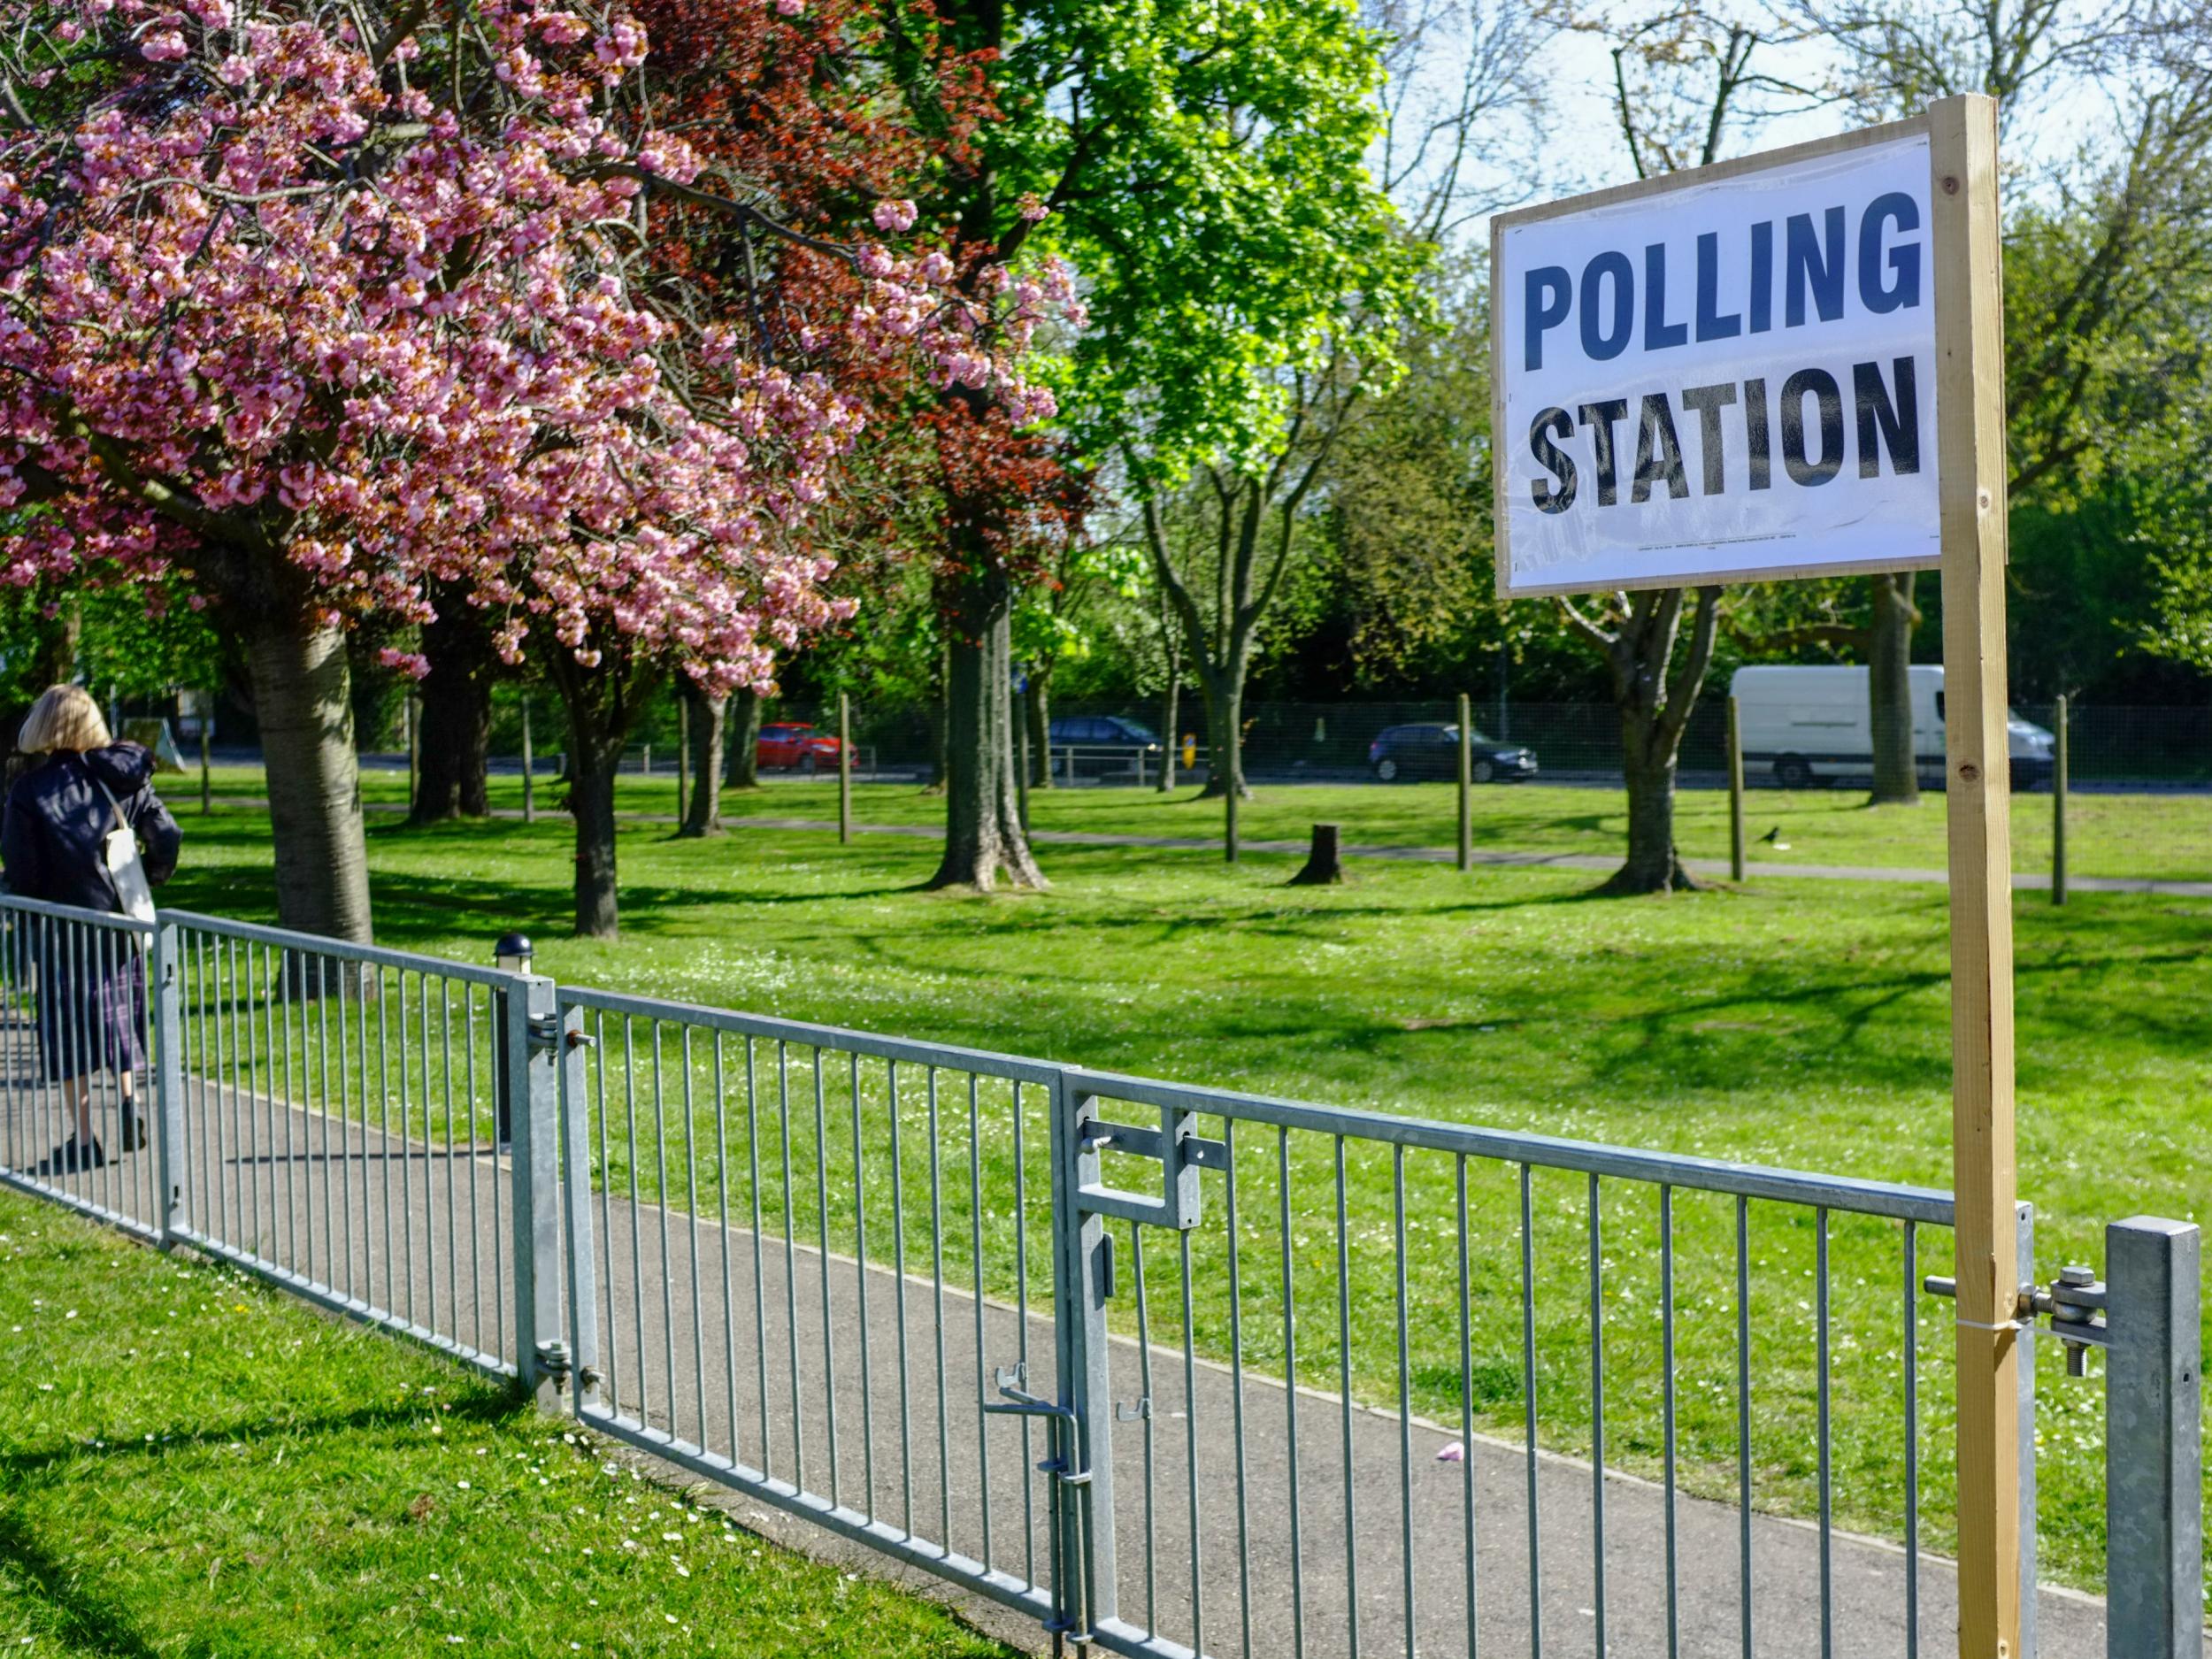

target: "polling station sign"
[1493,122,1943,596]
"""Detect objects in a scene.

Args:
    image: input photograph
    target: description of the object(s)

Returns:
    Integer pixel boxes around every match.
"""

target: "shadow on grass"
[0,1392,519,1486]
[0,1509,163,1657]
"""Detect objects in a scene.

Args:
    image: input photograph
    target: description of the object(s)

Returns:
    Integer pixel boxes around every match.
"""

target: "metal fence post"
[505,972,565,1409]
[150,918,187,1245]
[2105,1217,2202,1659]
[1051,1071,1117,1642]
[558,1002,601,1413]
[2017,1201,2039,1659]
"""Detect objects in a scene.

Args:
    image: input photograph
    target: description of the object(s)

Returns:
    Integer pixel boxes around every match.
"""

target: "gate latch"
[1070,1088,1226,1232]
[1924,1265,2108,1376]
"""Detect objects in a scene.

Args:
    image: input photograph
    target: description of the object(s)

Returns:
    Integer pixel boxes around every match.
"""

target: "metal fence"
[0,892,2199,1658]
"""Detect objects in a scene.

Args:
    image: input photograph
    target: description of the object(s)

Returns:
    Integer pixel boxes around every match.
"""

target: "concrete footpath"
[5,1071,2115,1658]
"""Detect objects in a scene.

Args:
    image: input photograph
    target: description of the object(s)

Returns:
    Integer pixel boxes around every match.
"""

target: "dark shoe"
[37,1136,105,1175]
[118,1116,148,1154]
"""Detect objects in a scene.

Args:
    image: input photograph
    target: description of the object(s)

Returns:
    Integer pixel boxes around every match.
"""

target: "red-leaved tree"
[0,0,1068,938]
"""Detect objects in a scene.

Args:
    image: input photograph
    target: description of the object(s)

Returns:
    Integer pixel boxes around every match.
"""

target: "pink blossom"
[0,0,1077,698]
[378,647,433,680]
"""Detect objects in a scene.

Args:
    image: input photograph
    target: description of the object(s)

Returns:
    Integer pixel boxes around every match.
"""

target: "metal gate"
[0,893,2198,1657]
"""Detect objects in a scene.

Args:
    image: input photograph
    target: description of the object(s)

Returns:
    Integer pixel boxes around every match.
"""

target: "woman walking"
[3,686,180,1172]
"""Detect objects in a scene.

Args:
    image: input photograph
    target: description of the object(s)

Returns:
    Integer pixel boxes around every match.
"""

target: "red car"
[757,722,845,772]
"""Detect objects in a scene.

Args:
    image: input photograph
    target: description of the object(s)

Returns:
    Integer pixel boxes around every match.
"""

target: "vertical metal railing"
[2,891,2203,1658]
[549,986,1066,1630]
[0,895,160,1239]
[1056,1069,1968,1659]
[146,910,528,1385]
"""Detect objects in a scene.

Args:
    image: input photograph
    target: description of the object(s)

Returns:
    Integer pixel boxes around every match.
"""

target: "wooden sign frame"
[1488,95,2021,1659]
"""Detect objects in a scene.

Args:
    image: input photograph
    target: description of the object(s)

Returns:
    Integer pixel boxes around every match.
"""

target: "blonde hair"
[19,685,111,755]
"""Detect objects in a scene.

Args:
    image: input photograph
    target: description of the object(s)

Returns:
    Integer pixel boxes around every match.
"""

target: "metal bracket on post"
[1070,1087,1221,1232]
[505,973,564,1410]
[149,919,187,1246]
[1927,1211,2205,1659]
[2105,1217,2201,1659]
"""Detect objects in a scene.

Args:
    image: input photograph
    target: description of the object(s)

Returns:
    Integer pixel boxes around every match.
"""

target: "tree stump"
[1288,823,1344,886]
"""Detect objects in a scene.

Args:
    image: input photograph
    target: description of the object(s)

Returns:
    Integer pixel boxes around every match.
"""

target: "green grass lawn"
[129,795,2212,1599]
[0,1189,1015,1658]
[196,761,2212,882]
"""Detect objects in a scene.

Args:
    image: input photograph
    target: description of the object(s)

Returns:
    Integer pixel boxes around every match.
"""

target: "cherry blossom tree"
[0,0,1066,939]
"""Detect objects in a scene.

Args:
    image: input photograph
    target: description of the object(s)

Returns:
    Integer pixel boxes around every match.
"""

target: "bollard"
[521,695,535,824]
[1728,695,1747,882]
[1456,692,1473,872]
[838,691,853,844]
[1015,710,1031,831]
[2105,1217,2202,1659]
[676,695,689,826]
[2052,694,2069,907]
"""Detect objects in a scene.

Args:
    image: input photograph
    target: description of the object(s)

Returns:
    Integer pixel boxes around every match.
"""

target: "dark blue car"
[1367,724,1537,783]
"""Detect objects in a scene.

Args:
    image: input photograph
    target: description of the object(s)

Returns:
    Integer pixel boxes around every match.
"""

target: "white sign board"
[1494,128,1940,596]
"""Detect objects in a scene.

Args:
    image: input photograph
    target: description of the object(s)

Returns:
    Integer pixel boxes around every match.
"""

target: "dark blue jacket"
[2,745,181,912]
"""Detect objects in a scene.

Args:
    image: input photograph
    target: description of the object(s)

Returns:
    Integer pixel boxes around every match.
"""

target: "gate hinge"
[534,1338,574,1392]
[527,1011,565,1050]
[1924,1265,2108,1375]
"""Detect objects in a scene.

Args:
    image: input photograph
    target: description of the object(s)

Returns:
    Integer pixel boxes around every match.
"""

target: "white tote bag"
[96,779,157,927]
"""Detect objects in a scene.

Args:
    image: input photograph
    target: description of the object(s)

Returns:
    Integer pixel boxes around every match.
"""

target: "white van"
[1728,664,2054,790]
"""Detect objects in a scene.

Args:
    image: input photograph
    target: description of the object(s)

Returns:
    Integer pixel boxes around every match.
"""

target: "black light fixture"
[494,932,533,972]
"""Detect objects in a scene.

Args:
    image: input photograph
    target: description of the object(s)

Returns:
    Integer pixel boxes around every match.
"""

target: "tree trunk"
[1156,672,1179,791]
[1025,676,1053,788]
[724,687,763,788]
[411,603,494,822]
[245,615,373,942]
[547,655,649,940]
[565,726,622,938]
[1601,710,1701,895]
[1867,572,1921,806]
[680,684,726,836]
[928,567,1044,890]
[1197,675,1253,800]
[1583,585,1720,896]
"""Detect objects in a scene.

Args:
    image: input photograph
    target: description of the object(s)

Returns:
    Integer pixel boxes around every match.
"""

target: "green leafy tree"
[910,0,1423,886]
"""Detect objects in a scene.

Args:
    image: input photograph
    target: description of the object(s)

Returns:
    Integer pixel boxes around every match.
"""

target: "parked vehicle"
[1728,664,2054,790]
[1367,724,1537,783]
[1045,715,1164,778]
[756,722,845,773]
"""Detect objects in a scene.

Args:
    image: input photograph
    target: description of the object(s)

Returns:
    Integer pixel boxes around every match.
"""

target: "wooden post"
[1015,704,1031,831]
[1455,692,1473,872]
[1931,93,2023,1659]
[520,695,535,825]
[1224,770,1240,864]
[2051,694,2068,907]
[198,694,211,816]
[676,694,689,827]
[837,691,853,845]
[1728,695,1747,882]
